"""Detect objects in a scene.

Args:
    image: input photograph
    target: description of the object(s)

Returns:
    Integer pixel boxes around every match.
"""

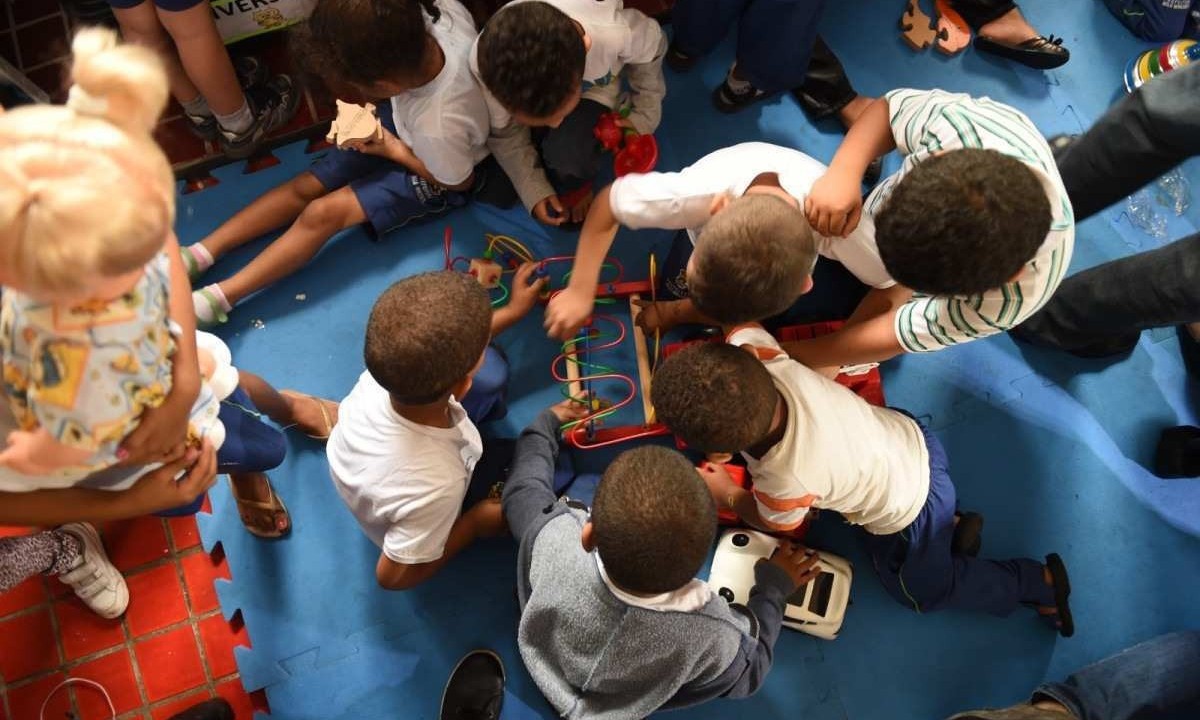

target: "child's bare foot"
[977,8,1038,44]
[279,391,339,440]
[230,472,290,539]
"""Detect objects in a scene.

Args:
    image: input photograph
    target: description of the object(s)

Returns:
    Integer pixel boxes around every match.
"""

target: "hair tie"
[66,85,110,118]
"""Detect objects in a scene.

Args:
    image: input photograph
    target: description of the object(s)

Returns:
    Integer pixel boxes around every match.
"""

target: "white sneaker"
[56,522,130,619]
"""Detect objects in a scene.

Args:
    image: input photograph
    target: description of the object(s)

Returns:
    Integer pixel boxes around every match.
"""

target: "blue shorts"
[106,0,205,12]
[157,385,287,517]
[310,105,468,237]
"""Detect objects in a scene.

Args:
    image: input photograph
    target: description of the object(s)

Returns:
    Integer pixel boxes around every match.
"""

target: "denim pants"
[671,0,825,93]
[860,423,1053,615]
[1033,631,1200,720]
[1016,62,1200,353]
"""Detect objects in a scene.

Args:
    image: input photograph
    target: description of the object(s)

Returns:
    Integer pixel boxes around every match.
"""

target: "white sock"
[181,94,211,118]
[193,283,233,324]
[182,243,215,277]
[215,101,254,136]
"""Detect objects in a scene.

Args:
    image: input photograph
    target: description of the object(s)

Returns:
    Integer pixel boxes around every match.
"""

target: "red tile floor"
[0,502,270,720]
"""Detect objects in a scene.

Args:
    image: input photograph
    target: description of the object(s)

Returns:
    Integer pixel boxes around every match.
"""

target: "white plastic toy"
[706,528,852,640]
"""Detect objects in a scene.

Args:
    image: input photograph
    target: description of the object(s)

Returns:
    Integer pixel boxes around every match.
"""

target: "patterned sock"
[182,243,215,280]
[180,94,212,119]
[193,283,233,325]
[214,100,254,136]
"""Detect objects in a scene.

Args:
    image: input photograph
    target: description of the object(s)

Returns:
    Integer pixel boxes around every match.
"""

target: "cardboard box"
[212,0,315,44]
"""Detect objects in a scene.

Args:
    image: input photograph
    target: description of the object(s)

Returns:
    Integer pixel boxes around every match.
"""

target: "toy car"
[706,528,852,640]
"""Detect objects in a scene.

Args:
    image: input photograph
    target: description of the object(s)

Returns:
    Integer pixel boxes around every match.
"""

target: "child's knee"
[296,190,360,233]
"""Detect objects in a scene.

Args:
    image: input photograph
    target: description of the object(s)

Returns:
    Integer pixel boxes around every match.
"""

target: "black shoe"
[1046,133,1077,162]
[974,34,1070,70]
[952,511,983,557]
[1154,425,1200,478]
[219,74,302,160]
[1043,553,1073,638]
[711,76,769,114]
[233,55,269,91]
[167,699,234,720]
[665,41,698,73]
[185,112,219,142]
[440,650,505,720]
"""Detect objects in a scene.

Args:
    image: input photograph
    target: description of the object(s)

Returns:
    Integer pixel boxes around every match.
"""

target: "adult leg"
[670,0,748,59]
[862,429,1054,616]
[1033,631,1200,720]
[1013,233,1200,355]
[1056,62,1200,222]
[460,345,510,426]
[792,37,860,121]
[954,1,1069,68]
[730,0,825,93]
[0,531,80,592]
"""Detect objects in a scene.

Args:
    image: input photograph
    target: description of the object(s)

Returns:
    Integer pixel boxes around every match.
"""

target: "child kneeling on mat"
[503,414,819,718]
[651,328,1076,637]
[328,269,544,591]
[189,0,509,325]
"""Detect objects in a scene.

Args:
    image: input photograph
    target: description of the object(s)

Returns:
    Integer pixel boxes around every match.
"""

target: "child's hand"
[0,430,59,475]
[762,541,822,591]
[632,298,682,334]
[351,127,409,164]
[804,168,864,237]
[549,398,591,424]
[696,461,737,506]
[533,195,567,227]
[119,382,196,466]
[123,441,218,515]
[508,262,549,316]
[544,286,595,341]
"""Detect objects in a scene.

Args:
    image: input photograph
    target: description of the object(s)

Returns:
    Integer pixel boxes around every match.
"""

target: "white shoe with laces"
[56,522,129,619]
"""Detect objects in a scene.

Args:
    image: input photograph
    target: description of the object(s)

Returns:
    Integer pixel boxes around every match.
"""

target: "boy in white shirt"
[543,142,892,349]
[651,331,1075,637]
[189,0,504,324]
[327,269,545,590]
[471,0,667,226]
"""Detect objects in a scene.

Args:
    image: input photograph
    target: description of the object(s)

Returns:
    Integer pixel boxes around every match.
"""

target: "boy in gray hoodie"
[502,402,819,720]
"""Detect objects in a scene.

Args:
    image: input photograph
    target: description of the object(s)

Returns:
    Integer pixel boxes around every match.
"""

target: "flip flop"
[974,34,1070,70]
[1043,553,1074,638]
[230,473,290,539]
[280,390,339,440]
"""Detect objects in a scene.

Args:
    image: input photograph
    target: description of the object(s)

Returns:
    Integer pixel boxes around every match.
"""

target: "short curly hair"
[875,148,1052,296]
[476,2,585,119]
[651,342,778,454]
[364,271,491,404]
[691,194,816,325]
[592,445,716,594]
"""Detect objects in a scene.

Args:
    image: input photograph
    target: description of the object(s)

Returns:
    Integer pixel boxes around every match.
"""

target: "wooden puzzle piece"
[900,0,938,51]
[467,258,503,289]
[325,100,384,149]
[935,0,972,55]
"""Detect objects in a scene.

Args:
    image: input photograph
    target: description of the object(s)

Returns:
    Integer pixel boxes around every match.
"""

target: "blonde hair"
[0,27,173,296]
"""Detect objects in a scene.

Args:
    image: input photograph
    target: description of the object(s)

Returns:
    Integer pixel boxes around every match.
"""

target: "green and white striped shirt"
[857,88,1075,353]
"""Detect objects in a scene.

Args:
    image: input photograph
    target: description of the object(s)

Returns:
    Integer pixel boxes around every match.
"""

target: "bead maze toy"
[707,528,853,640]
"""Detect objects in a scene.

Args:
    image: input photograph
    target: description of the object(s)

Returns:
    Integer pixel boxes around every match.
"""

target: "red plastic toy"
[594,111,659,177]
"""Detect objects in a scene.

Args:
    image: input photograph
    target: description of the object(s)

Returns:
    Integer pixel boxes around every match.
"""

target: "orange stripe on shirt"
[753,489,820,512]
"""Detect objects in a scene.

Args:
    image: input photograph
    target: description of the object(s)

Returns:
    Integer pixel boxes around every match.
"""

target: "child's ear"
[580,521,596,552]
[799,274,815,295]
[452,375,473,400]
[581,30,592,52]
[708,193,731,217]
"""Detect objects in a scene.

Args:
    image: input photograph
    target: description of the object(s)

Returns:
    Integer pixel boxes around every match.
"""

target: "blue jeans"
[1102,0,1199,42]
[671,0,825,93]
[157,385,287,517]
[1033,631,1200,720]
[860,422,1053,615]
[460,345,509,425]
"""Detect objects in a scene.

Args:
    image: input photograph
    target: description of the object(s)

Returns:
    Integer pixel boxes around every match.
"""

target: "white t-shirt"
[390,0,490,187]
[607,142,896,290]
[729,326,930,535]
[852,88,1076,353]
[327,371,483,565]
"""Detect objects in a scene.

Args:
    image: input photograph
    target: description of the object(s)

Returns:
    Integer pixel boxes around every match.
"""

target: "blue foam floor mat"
[181,1,1200,717]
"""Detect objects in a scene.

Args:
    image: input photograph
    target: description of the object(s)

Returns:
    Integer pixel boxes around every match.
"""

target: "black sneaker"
[185,112,219,142]
[219,74,302,160]
[167,698,234,720]
[233,55,269,91]
[952,511,984,557]
[440,650,504,720]
[711,76,768,114]
[665,41,698,73]
[1154,425,1200,478]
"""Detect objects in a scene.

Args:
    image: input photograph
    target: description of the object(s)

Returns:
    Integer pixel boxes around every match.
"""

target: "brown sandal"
[280,390,339,440]
[229,473,291,539]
